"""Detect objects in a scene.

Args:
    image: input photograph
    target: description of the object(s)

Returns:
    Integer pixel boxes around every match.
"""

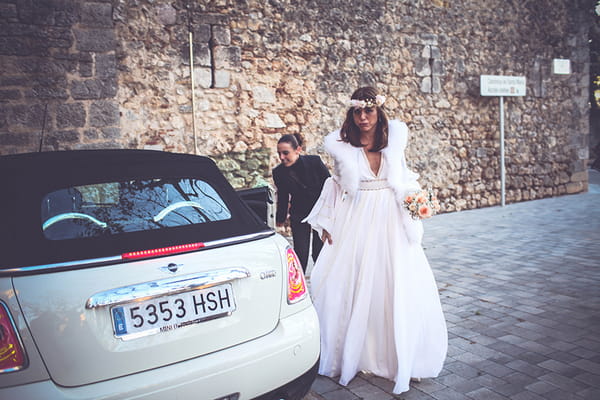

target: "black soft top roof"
[0,150,267,270]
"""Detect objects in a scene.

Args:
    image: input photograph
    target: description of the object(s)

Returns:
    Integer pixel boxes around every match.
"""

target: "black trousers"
[290,219,324,272]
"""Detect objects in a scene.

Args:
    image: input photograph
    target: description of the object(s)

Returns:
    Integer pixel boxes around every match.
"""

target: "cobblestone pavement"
[303,169,600,400]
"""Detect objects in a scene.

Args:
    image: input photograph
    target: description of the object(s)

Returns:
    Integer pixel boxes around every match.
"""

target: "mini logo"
[260,270,277,280]
[160,263,181,274]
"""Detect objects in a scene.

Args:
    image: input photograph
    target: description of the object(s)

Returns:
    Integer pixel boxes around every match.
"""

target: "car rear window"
[1,150,269,271]
[42,178,232,240]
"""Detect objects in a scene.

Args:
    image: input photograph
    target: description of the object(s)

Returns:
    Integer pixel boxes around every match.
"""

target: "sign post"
[480,75,526,206]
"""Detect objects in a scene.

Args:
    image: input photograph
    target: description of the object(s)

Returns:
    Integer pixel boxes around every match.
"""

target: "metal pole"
[189,31,198,155]
[500,96,505,206]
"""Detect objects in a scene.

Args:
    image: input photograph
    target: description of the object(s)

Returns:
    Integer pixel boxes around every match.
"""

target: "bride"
[304,86,447,394]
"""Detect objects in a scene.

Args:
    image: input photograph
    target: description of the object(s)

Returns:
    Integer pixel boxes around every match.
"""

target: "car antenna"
[38,103,48,152]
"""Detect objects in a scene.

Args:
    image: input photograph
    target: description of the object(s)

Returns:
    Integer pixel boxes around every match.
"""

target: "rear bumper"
[0,306,320,400]
[253,357,319,400]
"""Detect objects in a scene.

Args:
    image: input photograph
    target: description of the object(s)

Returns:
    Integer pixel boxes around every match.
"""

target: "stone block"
[196,14,228,26]
[181,44,210,67]
[577,148,589,160]
[421,46,431,58]
[71,80,103,100]
[0,36,43,57]
[432,77,442,93]
[214,46,241,69]
[432,59,445,76]
[57,103,86,129]
[570,171,587,182]
[0,132,37,149]
[194,45,212,67]
[44,27,75,49]
[89,100,119,127]
[420,77,432,93]
[95,53,117,79]
[55,8,79,27]
[74,29,116,52]
[566,182,583,194]
[81,2,113,28]
[193,67,212,89]
[46,129,80,145]
[214,69,230,88]
[415,58,431,77]
[1,105,10,128]
[0,3,17,19]
[9,104,46,128]
[252,86,276,104]
[264,113,286,129]
[155,4,177,26]
[0,90,21,100]
[26,84,68,100]
[102,127,121,139]
[193,24,211,42]
[74,141,122,150]
[70,77,115,99]
[418,32,438,45]
[212,25,231,45]
[84,128,99,140]
[216,158,240,172]
[29,2,55,25]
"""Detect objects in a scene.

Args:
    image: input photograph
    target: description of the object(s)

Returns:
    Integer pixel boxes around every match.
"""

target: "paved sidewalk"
[304,169,600,400]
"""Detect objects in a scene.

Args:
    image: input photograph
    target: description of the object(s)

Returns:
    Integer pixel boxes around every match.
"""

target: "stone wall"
[0,0,121,151]
[0,0,595,212]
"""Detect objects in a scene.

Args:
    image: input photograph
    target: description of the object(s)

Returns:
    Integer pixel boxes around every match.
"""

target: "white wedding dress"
[305,149,447,394]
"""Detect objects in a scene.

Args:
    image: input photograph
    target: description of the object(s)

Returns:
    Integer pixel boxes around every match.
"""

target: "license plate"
[111,283,236,340]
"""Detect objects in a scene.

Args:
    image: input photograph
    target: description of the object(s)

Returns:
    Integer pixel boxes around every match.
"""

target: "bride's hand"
[321,229,332,245]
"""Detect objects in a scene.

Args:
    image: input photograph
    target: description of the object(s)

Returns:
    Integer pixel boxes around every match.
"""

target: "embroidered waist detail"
[358,179,391,191]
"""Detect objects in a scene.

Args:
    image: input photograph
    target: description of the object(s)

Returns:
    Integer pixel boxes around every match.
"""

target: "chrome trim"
[153,201,206,222]
[86,267,251,309]
[42,212,108,231]
[0,230,274,277]
[0,255,123,276]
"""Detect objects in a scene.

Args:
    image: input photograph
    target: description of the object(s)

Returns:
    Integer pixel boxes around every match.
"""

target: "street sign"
[552,59,571,75]
[480,75,527,206]
[480,75,526,97]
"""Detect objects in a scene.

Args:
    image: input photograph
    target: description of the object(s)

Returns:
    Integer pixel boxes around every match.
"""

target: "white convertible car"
[0,150,319,400]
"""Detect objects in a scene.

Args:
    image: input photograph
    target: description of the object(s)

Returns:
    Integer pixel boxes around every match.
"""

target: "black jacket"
[272,155,330,223]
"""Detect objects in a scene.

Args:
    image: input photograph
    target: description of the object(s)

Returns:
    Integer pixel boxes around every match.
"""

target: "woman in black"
[273,134,330,272]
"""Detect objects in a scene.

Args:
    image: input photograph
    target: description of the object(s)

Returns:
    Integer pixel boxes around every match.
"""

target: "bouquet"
[403,188,441,220]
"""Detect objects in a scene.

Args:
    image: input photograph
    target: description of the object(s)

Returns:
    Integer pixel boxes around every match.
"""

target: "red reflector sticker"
[122,242,205,260]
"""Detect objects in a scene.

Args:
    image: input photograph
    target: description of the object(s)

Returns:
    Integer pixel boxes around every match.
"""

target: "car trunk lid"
[12,237,284,387]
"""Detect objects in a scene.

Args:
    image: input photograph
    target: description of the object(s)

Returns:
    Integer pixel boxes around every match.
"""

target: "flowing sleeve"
[302,176,339,237]
[397,134,424,245]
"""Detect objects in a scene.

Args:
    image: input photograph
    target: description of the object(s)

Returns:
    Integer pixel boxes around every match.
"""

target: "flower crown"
[348,95,386,109]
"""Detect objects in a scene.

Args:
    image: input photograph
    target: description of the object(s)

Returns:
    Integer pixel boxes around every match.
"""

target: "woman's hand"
[321,229,332,245]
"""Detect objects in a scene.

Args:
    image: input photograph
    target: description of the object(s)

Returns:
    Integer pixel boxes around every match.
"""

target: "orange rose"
[416,193,427,204]
[418,205,433,219]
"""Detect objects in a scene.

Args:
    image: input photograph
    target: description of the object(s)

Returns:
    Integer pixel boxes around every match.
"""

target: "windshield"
[42,178,231,240]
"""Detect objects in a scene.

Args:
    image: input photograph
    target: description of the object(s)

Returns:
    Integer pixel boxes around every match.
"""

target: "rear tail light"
[286,247,307,304]
[0,301,27,374]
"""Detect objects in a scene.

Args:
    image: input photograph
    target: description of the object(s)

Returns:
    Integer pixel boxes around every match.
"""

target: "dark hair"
[278,133,303,149]
[340,86,389,152]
